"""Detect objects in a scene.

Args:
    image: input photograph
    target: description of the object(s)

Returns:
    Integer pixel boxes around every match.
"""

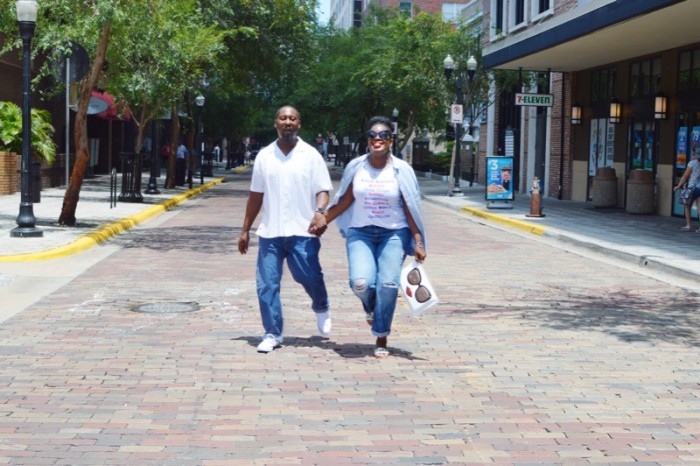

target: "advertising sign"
[677,127,688,169]
[515,93,553,107]
[485,156,514,201]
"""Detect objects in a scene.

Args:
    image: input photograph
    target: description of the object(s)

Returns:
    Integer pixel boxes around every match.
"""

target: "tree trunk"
[58,23,111,226]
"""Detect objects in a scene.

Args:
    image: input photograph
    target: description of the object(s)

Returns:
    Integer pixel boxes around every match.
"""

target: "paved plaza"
[0,165,699,464]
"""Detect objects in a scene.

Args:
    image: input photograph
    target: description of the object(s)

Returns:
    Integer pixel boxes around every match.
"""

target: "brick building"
[331,0,474,29]
[481,0,700,218]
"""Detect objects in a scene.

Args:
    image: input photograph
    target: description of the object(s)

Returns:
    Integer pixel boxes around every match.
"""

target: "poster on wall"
[605,121,615,167]
[589,119,600,176]
[691,127,700,159]
[588,119,612,176]
[644,130,654,170]
[485,156,514,201]
[632,128,643,169]
[677,127,688,169]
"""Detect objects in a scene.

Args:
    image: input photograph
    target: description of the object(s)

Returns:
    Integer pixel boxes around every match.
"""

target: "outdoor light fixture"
[654,91,667,120]
[443,54,454,80]
[609,97,621,124]
[467,55,477,81]
[11,0,42,238]
[571,103,582,125]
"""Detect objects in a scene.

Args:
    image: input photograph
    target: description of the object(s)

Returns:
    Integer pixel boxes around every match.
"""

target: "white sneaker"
[316,311,332,336]
[257,335,282,353]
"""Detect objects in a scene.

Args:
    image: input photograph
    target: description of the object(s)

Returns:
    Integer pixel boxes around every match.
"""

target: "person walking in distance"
[321,116,427,358]
[238,105,333,353]
[674,149,700,231]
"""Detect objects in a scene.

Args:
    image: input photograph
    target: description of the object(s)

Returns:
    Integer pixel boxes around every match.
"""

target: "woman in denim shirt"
[323,116,427,358]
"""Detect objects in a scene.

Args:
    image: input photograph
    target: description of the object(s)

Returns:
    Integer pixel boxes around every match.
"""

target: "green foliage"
[0,101,57,166]
[288,8,482,152]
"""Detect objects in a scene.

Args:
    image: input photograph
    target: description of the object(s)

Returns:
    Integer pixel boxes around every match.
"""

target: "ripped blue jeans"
[346,226,410,337]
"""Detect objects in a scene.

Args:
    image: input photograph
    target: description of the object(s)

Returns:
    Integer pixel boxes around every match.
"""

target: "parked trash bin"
[30,161,41,203]
[625,169,654,214]
[118,152,143,203]
[591,167,617,208]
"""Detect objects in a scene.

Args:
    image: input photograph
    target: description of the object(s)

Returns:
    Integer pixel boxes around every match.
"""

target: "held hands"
[307,212,328,237]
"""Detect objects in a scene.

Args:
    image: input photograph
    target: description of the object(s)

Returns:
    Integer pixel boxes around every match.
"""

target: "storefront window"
[590,67,615,103]
[630,58,661,97]
[678,48,700,91]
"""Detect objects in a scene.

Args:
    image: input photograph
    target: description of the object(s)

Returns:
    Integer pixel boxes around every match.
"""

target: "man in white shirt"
[238,106,333,353]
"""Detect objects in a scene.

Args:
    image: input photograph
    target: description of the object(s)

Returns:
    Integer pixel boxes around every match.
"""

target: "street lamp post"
[444,54,462,196]
[145,120,160,194]
[391,108,399,156]
[195,95,205,185]
[11,0,42,238]
[466,55,477,187]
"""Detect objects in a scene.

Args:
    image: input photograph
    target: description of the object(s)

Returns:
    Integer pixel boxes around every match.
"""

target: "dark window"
[538,0,550,14]
[678,48,700,91]
[630,57,661,97]
[399,1,412,18]
[495,0,504,33]
[515,0,524,24]
[591,68,616,103]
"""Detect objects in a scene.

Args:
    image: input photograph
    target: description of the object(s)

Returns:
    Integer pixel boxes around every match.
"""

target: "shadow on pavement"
[232,335,427,360]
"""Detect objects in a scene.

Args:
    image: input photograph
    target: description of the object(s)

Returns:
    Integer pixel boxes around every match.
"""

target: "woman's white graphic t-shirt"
[349,160,408,230]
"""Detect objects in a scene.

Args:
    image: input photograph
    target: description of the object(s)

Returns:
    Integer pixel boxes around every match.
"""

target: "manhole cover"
[130,302,200,313]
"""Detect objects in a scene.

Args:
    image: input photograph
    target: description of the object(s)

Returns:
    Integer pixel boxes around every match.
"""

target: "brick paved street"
[0,172,699,465]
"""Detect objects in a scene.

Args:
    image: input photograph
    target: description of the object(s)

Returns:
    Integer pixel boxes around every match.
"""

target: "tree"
[289,8,478,154]
[0,0,227,224]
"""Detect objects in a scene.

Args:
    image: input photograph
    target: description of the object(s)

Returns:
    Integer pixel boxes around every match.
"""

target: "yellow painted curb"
[460,206,547,236]
[0,178,224,262]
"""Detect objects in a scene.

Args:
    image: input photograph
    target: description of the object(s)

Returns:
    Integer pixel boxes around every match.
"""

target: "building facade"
[331,0,475,29]
[481,0,700,218]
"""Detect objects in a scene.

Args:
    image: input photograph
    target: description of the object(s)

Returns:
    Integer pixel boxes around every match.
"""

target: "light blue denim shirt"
[329,153,427,255]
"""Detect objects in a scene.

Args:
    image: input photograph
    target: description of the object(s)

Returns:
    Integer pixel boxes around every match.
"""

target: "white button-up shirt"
[250,137,332,238]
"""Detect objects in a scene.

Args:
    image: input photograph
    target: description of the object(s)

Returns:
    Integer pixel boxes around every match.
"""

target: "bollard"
[526,176,545,218]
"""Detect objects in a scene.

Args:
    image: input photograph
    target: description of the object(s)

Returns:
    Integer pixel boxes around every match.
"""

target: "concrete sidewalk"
[1,162,699,286]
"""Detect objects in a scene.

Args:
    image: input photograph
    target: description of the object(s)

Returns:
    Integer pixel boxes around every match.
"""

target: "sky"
[316,0,331,25]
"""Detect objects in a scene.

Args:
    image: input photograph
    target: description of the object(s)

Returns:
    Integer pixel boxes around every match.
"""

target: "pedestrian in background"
[238,105,333,353]
[175,142,188,186]
[674,149,700,231]
[321,115,427,358]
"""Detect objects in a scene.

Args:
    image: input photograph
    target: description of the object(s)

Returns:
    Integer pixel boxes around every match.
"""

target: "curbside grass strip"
[0,178,224,262]
[460,206,547,236]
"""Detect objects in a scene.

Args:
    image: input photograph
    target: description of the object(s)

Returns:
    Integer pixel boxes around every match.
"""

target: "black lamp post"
[145,120,160,194]
[444,54,462,196]
[391,107,399,156]
[11,0,41,238]
[195,94,205,185]
[466,55,477,187]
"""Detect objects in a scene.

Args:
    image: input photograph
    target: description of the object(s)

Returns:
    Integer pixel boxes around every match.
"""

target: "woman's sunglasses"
[406,267,432,303]
[367,130,393,141]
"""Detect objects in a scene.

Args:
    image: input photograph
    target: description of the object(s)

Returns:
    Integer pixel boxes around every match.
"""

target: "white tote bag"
[400,260,439,316]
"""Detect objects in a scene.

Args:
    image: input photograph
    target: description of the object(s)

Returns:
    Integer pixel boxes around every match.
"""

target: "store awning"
[90,90,131,121]
[482,0,699,72]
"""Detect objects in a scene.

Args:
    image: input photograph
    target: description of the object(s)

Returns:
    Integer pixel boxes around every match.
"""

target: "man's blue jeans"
[256,236,329,338]
[346,226,410,337]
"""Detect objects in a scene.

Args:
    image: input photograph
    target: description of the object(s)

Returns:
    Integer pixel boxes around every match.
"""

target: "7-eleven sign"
[450,104,463,124]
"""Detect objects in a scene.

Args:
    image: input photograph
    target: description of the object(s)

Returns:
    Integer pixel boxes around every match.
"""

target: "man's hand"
[307,212,328,236]
[238,231,249,254]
